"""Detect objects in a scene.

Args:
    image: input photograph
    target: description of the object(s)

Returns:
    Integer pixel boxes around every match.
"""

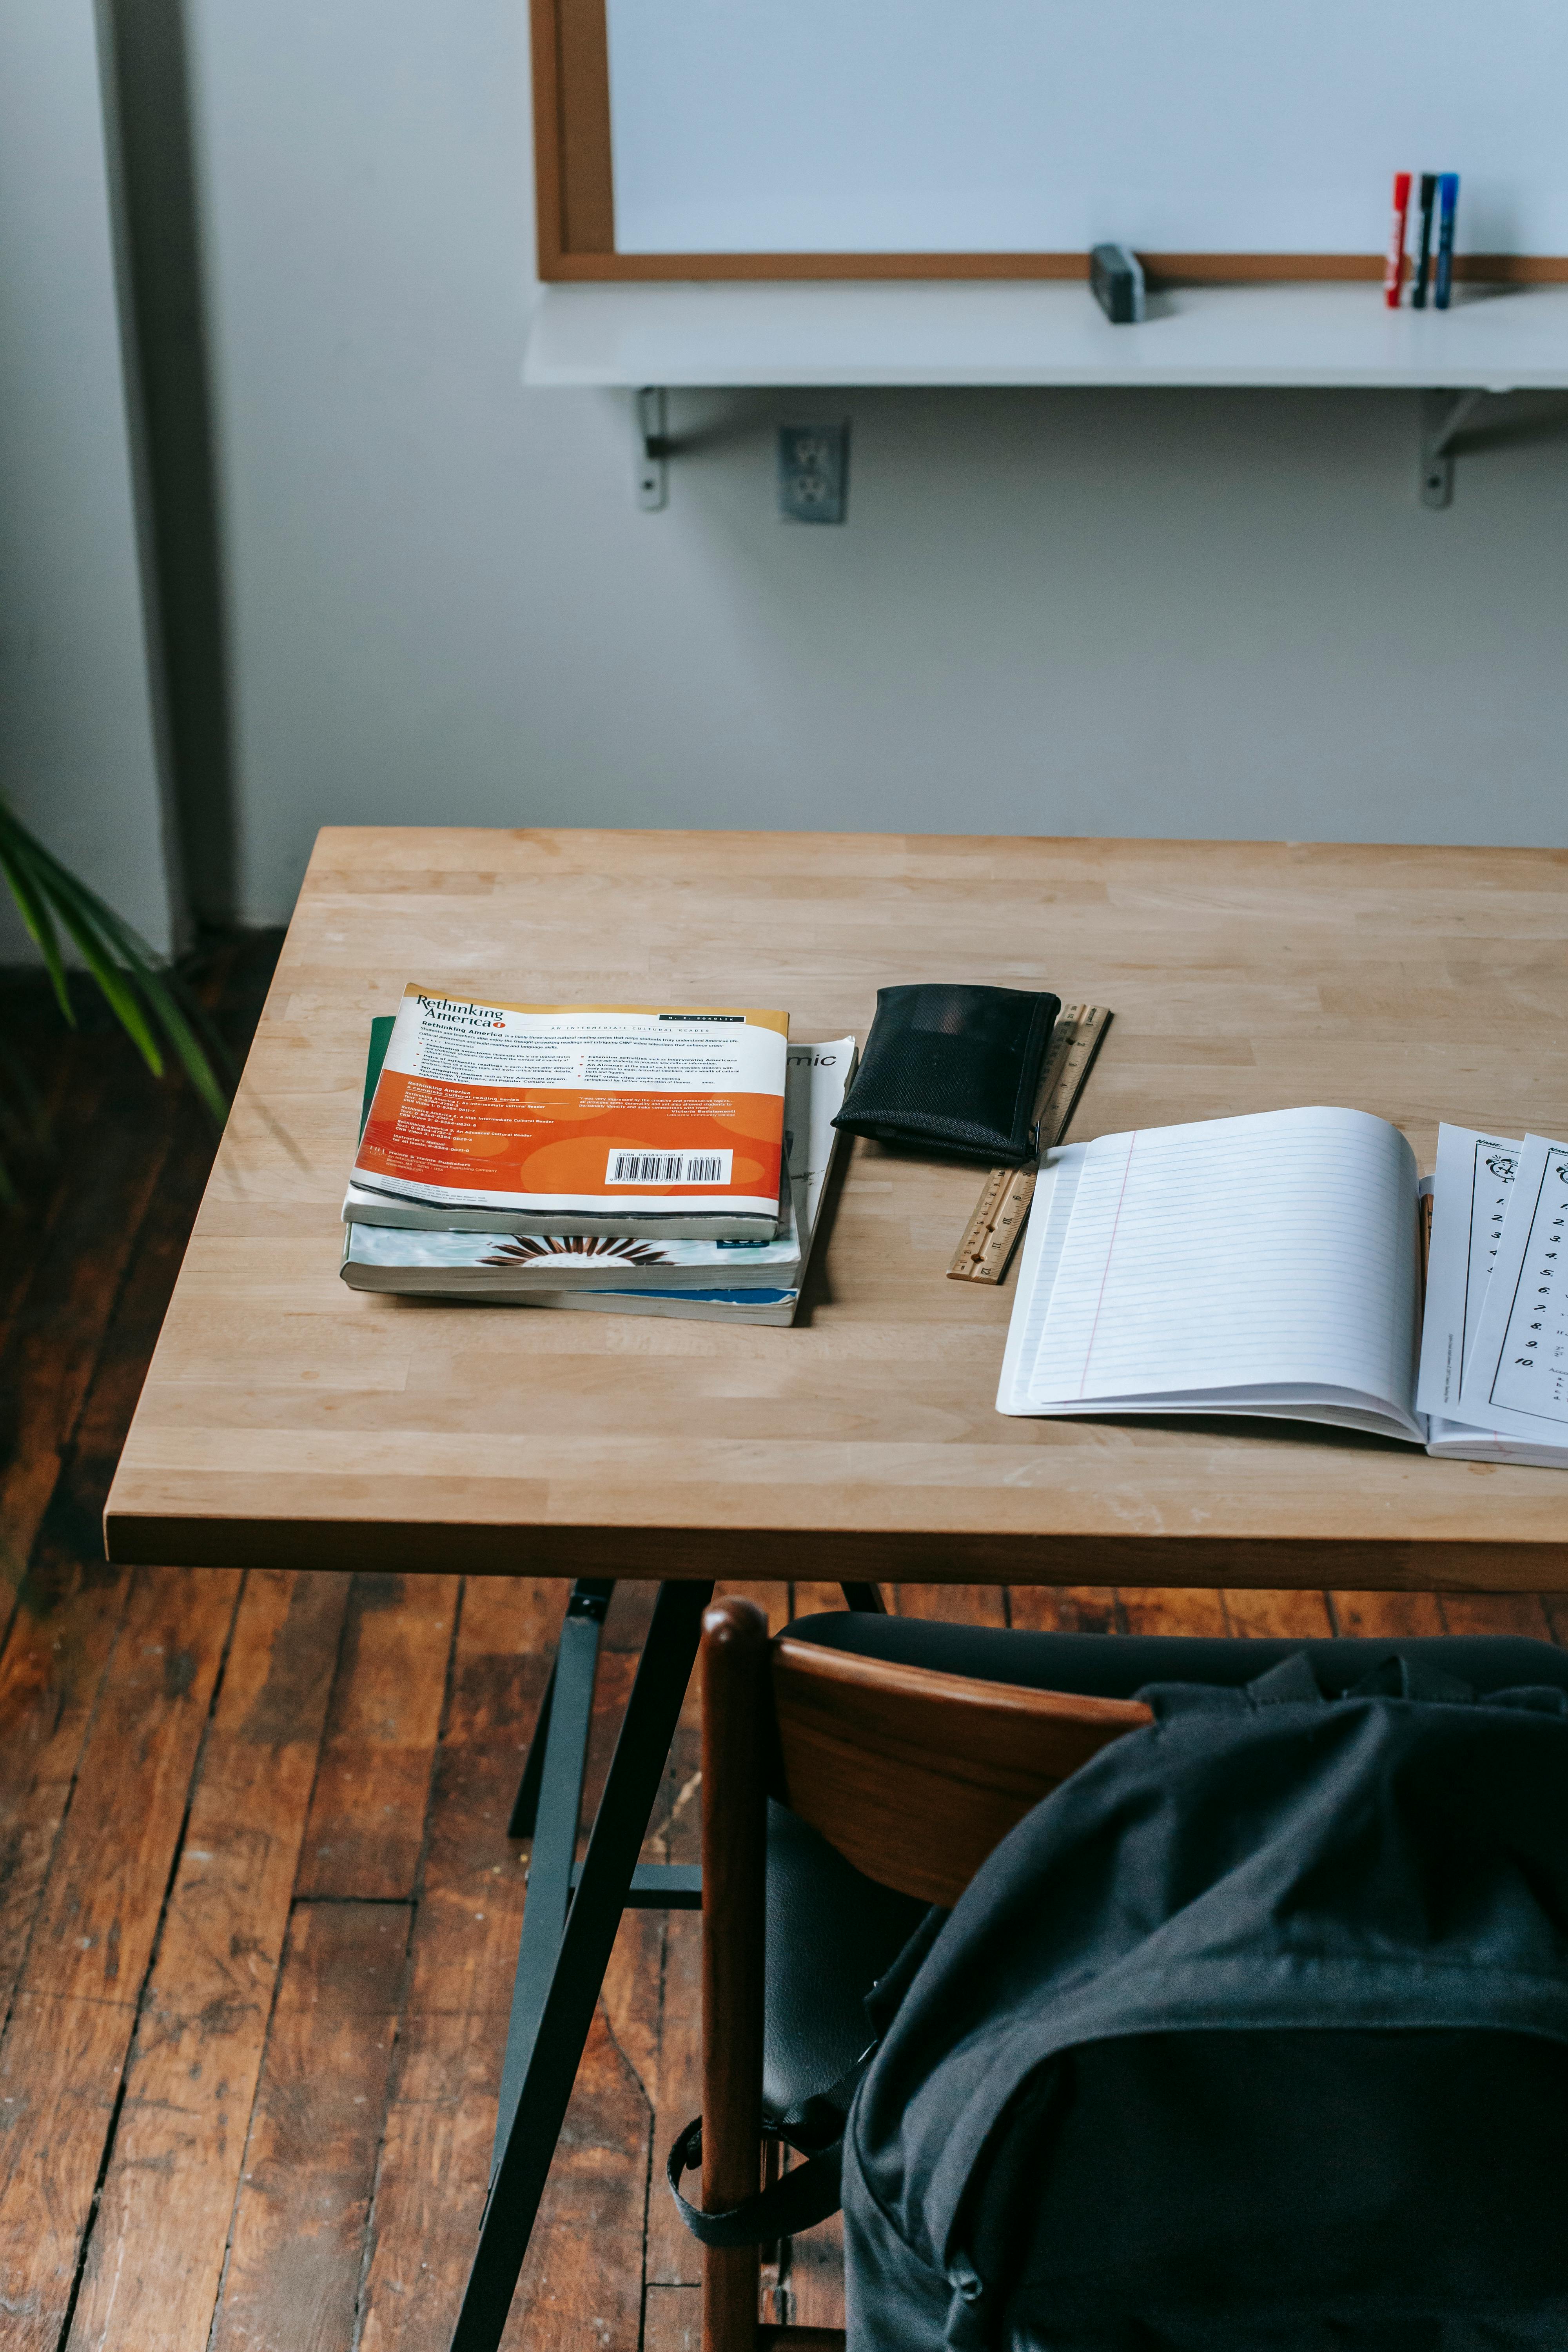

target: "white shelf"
[523,278,1568,392]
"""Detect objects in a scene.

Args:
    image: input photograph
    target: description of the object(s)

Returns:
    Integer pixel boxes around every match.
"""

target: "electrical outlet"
[778,423,848,523]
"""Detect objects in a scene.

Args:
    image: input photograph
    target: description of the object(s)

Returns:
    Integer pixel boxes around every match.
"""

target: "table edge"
[102,1504,1568,1592]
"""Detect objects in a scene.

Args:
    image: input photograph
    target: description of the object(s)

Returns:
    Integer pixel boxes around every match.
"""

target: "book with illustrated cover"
[342,1035,857,1327]
[998,1106,1568,1468]
[347,987,789,1238]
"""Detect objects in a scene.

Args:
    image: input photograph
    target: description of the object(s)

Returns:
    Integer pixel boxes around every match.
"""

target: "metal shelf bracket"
[1419,388,1493,510]
[635,386,669,510]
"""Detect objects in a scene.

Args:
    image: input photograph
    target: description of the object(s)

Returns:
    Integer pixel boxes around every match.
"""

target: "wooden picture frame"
[531,0,1568,285]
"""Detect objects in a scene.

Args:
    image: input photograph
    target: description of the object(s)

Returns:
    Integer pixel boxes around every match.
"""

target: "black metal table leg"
[491,1578,612,2171]
[510,1580,879,1851]
[506,1654,555,1838]
[450,1577,714,2352]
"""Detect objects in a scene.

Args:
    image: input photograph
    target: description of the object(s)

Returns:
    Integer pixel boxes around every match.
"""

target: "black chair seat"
[761,1613,1568,2132]
[764,1800,929,2125]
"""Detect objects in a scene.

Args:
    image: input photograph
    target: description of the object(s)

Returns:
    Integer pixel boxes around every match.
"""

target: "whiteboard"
[604,0,1568,259]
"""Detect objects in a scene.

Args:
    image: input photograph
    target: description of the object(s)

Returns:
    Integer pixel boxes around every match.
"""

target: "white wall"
[0,0,176,958]
[185,0,1568,928]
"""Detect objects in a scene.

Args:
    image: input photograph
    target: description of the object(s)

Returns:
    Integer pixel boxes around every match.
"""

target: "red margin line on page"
[1078,1131,1138,1398]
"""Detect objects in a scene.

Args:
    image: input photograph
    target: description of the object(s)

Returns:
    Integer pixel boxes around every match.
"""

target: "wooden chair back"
[770,1633,1152,1907]
[695,1598,1154,2352]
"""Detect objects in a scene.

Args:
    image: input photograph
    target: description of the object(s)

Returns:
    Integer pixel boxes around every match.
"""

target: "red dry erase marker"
[1385,171,1412,307]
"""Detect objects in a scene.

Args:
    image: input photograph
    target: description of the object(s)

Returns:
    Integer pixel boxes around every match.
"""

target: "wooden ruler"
[946,1004,1113,1284]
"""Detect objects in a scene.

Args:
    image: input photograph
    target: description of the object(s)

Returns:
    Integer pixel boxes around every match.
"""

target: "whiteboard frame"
[531,0,1568,286]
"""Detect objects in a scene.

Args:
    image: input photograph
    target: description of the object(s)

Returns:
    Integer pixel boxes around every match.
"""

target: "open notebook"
[998,1106,1568,1463]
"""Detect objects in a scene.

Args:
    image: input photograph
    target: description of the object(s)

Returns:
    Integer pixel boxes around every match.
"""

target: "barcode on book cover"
[605,1149,734,1187]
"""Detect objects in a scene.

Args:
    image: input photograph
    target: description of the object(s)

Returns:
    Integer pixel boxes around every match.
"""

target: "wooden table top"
[105,828,1568,1590]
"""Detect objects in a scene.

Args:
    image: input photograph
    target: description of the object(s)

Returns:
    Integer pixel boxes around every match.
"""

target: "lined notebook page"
[1024,1108,1419,1411]
[996,1143,1087,1416]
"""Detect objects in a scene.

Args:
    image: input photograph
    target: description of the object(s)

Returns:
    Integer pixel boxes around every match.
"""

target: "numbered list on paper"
[1485,1144,1568,1425]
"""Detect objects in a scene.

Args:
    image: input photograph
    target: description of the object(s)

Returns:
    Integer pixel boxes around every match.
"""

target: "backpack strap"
[665,2047,875,2247]
[1139,1650,1492,1719]
[666,1906,949,2248]
[1347,1655,1475,1703]
[1139,1651,1327,1717]
[666,2118,845,2247]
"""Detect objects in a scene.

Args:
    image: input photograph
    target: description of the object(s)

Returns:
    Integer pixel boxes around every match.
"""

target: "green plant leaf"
[44,888,165,1074]
[25,842,235,1118]
[29,870,228,1119]
[0,818,74,1025]
[0,798,231,1155]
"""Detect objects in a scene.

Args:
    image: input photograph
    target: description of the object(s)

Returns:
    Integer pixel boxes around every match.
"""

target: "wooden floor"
[2,935,1563,2352]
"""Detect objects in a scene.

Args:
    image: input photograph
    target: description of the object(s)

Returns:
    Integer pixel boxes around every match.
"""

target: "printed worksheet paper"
[1459,1133,1568,1441]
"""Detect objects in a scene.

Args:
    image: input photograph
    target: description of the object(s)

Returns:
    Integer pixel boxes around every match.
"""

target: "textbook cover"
[348,987,789,1238]
[341,1037,857,1324]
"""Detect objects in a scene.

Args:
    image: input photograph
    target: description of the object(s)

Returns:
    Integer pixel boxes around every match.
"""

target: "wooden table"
[108,826,1568,1592]
[104,827,1568,2351]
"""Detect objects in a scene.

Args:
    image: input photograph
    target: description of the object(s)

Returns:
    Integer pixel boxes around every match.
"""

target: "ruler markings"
[946,1004,1113,1285]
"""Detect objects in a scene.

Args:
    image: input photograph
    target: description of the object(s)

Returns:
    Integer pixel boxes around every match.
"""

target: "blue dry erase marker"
[1434,173,1459,310]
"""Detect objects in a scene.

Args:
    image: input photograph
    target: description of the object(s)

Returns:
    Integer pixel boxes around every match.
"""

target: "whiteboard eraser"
[1089,244,1146,325]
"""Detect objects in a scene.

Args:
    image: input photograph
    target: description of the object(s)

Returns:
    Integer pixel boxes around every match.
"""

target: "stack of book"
[339,987,855,1325]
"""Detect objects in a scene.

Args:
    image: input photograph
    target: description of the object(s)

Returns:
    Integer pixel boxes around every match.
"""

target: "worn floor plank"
[1116,1588,1230,1637]
[0,1565,241,2350]
[893,1583,1006,1626]
[1221,1589,1335,1640]
[0,971,269,2016]
[0,933,274,1628]
[354,1576,552,2352]
[643,2280,701,2352]
[208,1898,410,2352]
[0,1050,171,1600]
[1005,1588,1120,1634]
[296,1571,459,1900]
[505,1912,661,2352]
[1439,1592,1555,1640]
[506,1581,666,2352]
[789,1581,855,1622]
[0,1562,132,2014]
[643,1711,702,2297]
[65,1569,348,2352]
[1330,1591,1448,1639]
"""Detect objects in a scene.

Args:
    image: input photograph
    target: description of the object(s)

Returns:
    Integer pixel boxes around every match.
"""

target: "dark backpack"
[841,1655,1568,2352]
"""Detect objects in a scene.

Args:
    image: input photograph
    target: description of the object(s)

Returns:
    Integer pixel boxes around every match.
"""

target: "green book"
[359,1016,396,1140]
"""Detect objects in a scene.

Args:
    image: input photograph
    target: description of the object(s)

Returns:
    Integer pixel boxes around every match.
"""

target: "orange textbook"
[346,988,789,1237]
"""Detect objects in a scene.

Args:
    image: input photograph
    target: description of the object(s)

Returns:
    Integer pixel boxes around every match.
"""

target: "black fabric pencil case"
[831,984,1060,1165]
